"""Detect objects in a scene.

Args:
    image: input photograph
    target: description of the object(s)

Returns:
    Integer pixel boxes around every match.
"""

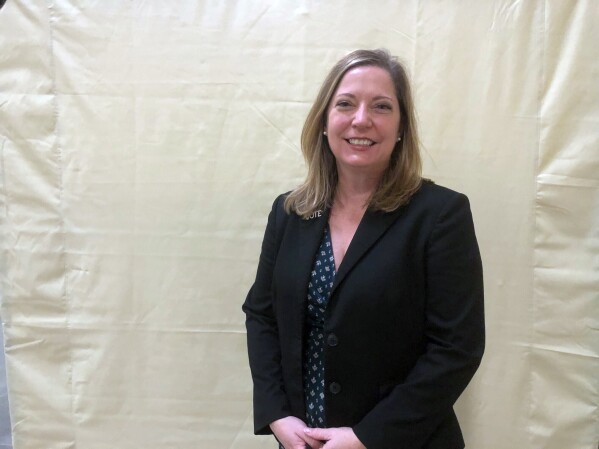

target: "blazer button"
[329,382,342,395]
[327,333,338,347]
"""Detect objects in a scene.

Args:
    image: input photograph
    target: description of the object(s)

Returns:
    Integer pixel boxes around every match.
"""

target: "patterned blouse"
[303,225,336,428]
[278,226,336,449]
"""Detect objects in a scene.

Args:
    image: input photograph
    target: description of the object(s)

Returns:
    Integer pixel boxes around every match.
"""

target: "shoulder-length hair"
[285,48,422,218]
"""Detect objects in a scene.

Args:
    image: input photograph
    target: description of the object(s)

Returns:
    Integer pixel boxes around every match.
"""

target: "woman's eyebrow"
[334,93,394,101]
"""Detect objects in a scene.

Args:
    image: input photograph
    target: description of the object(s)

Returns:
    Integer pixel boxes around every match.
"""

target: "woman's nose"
[352,104,371,127]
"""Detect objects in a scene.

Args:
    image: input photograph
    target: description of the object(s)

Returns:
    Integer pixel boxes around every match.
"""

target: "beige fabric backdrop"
[0,1,598,448]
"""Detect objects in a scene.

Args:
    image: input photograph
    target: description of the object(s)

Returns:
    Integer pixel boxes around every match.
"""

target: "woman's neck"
[334,168,381,211]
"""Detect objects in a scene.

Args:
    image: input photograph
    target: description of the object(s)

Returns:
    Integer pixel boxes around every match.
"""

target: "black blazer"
[243,181,485,449]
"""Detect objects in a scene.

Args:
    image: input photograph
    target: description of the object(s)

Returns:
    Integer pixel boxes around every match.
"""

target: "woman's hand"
[270,416,323,449]
[304,427,366,449]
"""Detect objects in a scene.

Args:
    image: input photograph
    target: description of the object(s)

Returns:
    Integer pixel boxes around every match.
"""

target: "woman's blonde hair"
[285,48,422,218]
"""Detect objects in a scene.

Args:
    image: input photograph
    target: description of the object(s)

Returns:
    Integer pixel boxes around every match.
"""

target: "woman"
[243,49,484,449]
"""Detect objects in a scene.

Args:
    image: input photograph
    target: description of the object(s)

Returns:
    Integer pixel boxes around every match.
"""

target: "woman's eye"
[336,100,352,108]
[375,103,392,110]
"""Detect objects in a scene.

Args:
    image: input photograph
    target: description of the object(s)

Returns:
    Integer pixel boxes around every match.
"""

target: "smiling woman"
[243,49,485,449]
[285,49,422,219]
[325,65,401,183]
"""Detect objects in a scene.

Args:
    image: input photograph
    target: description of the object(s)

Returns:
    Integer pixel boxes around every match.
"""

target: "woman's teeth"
[348,138,374,146]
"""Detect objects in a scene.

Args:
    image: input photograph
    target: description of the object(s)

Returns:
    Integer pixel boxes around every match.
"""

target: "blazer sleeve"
[353,192,485,449]
[242,194,291,435]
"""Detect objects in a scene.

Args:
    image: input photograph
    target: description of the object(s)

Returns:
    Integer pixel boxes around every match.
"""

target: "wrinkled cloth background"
[0,1,598,448]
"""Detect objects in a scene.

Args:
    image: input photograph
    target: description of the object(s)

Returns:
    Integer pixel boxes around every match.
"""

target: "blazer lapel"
[331,207,403,297]
[289,209,330,315]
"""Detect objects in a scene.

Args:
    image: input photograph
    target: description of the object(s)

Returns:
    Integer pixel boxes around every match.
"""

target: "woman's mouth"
[346,138,375,147]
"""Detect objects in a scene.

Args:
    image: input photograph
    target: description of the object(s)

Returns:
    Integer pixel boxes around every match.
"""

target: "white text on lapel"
[306,210,323,220]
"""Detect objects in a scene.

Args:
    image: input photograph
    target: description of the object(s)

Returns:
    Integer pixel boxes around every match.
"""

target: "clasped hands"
[271,416,366,449]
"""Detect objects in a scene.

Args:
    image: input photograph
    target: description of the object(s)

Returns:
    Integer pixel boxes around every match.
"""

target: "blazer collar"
[330,207,403,297]
[291,205,404,302]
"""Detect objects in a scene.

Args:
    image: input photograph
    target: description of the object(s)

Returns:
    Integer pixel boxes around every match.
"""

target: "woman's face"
[325,65,401,178]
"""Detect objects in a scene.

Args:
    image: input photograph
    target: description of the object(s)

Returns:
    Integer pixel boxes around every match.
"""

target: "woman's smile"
[346,138,376,147]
